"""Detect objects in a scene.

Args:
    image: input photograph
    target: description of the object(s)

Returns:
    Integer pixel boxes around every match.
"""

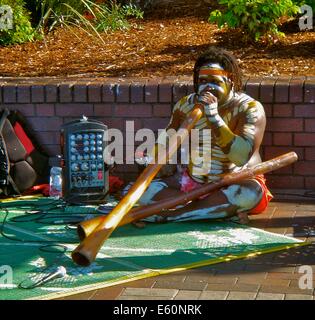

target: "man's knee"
[222,180,263,212]
[138,180,168,205]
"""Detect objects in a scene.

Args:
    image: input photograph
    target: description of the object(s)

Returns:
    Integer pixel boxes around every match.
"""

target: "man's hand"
[198,91,225,128]
[198,91,219,118]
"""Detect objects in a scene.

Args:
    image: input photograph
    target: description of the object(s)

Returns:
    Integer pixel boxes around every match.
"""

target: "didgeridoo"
[71,105,204,266]
[77,151,298,241]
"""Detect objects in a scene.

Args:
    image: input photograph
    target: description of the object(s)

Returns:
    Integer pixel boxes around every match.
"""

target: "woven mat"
[0,196,307,300]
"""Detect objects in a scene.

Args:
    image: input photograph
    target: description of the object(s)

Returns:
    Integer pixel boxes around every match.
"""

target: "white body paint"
[172,92,260,183]
[222,183,262,213]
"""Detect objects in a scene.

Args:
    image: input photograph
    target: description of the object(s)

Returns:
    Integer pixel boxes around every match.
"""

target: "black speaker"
[61,117,109,204]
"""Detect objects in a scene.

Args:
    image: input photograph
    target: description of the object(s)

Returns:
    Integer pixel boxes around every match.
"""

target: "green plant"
[95,1,144,32]
[209,0,301,42]
[26,0,143,43]
[24,0,89,32]
[0,0,35,45]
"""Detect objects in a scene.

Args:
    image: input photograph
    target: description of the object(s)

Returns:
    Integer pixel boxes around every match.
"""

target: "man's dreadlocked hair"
[193,47,242,93]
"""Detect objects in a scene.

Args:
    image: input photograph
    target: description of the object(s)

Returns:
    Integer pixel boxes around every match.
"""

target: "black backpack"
[0,108,49,196]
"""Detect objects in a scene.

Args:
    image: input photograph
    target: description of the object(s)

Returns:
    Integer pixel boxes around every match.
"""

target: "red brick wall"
[1,76,315,190]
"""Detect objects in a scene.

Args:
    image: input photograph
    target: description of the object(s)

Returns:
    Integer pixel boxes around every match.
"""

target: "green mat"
[0,197,307,300]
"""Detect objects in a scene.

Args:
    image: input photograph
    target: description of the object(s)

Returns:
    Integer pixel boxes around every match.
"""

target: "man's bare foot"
[131,221,147,228]
[237,212,250,224]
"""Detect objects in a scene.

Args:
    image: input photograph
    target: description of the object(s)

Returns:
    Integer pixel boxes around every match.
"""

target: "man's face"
[197,63,232,105]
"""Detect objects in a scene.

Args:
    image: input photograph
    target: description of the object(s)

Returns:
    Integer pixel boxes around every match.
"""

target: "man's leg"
[150,179,263,224]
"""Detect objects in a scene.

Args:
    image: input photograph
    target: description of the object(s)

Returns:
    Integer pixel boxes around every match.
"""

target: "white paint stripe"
[103,246,175,253]
[210,163,223,169]
[182,104,191,114]
[247,118,257,124]
[197,118,207,125]
[243,132,254,140]
[0,242,43,247]
[0,284,17,289]
[211,160,223,166]
[40,287,75,292]
[243,126,255,133]
[94,251,151,271]
[3,224,57,241]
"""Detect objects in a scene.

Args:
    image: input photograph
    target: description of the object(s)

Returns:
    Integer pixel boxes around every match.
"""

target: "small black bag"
[0,108,49,196]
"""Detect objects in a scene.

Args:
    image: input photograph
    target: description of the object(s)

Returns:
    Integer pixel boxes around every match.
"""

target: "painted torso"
[172,92,265,183]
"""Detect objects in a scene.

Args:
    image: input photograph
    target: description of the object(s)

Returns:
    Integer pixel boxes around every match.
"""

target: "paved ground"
[57,200,315,300]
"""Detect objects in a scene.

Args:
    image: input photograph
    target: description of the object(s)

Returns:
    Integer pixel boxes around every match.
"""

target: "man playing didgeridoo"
[134,47,273,225]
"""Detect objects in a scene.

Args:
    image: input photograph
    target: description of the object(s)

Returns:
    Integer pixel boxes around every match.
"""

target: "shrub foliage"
[0,0,35,45]
[209,0,301,42]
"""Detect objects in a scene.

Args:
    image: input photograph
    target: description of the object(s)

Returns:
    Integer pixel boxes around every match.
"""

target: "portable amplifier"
[60,117,109,204]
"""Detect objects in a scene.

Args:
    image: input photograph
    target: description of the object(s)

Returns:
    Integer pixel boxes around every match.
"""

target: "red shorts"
[180,171,273,215]
[249,174,273,215]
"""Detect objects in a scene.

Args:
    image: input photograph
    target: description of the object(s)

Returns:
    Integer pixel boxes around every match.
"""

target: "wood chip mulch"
[0,15,314,78]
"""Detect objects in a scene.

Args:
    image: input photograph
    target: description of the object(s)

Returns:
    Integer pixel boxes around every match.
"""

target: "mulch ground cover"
[0,5,314,78]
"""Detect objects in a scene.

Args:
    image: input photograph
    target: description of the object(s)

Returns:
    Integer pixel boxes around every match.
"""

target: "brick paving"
[57,200,315,300]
